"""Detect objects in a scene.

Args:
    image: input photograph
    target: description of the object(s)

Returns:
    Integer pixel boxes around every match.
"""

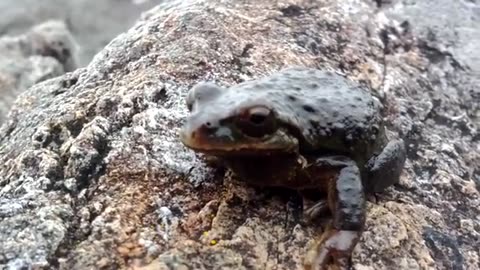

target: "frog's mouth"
[183,145,295,157]
[179,126,299,157]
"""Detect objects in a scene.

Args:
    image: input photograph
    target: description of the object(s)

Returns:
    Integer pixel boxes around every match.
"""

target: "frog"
[179,67,407,270]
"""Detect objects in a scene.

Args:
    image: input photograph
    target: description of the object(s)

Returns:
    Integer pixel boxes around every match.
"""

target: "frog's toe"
[304,200,329,222]
[304,229,359,270]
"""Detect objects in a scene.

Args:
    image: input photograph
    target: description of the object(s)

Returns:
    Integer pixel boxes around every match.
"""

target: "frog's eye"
[235,106,277,138]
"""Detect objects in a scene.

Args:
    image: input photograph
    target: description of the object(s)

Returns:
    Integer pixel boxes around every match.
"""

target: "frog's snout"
[179,114,229,151]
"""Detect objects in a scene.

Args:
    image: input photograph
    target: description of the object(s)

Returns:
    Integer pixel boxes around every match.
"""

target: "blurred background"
[0,0,165,67]
[0,0,168,124]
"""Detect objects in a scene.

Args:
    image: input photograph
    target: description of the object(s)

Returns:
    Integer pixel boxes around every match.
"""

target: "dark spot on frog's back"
[287,95,297,101]
[303,105,316,113]
[318,97,329,103]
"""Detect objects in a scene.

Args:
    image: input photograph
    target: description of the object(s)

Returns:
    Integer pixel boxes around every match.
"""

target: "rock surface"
[0,0,166,67]
[0,0,478,269]
[0,20,78,125]
[0,0,167,125]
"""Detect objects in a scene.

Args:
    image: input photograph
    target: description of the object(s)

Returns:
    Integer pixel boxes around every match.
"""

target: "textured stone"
[0,20,78,125]
[0,0,478,269]
[0,0,166,67]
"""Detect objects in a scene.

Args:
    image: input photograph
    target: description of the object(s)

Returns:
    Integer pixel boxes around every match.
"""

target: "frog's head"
[179,82,299,157]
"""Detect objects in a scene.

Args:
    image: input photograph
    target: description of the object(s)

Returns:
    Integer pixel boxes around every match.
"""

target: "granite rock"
[0,20,78,125]
[0,0,478,269]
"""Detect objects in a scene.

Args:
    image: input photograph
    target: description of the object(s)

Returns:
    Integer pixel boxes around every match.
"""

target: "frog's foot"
[304,226,360,270]
[304,200,329,223]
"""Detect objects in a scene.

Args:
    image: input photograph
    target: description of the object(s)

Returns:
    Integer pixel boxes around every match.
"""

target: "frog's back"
[229,67,384,158]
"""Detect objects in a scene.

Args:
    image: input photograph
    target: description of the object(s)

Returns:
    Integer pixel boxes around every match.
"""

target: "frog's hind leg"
[364,139,407,193]
[303,157,366,270]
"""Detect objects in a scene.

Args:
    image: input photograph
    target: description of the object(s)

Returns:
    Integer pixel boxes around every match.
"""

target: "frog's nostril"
[191,131,196,139]
[201,123,218,135]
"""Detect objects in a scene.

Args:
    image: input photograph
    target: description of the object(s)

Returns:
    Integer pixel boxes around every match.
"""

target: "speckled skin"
[180,67,406,270]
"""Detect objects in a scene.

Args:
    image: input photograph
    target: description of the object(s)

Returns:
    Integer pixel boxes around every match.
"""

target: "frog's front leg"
[303,157,366,270]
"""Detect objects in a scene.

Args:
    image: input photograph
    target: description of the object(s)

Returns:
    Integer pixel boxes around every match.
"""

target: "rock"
[0,20,78,125]
[0,0,167,67]
[0,0,478,269]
